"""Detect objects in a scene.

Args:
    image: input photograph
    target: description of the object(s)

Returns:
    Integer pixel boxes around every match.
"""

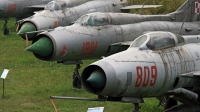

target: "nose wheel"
[133,103,140,112]
[3,20,9,35]
[72,64,82,89]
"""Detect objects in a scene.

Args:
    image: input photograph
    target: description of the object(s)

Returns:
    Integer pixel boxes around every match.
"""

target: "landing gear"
[72,64,82,89]
[3,19,9,35]
[157,96,168,107]
[164,98,178,110]
[157,96,177,110]
[133,103,140,112]
[60,60,83,89]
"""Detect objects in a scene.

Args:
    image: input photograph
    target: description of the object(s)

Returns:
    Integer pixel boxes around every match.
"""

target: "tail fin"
[169,0,200,22]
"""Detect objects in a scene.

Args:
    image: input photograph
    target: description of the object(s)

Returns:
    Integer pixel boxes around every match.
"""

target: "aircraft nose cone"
[17,22,36,40]
[25,37,53,57]
[87,69,106,89]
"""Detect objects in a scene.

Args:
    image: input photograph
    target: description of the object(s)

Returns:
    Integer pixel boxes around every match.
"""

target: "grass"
[130,0,186,14]
[0,0,186,111]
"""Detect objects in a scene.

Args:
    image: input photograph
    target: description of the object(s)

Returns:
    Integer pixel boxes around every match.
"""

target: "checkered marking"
[195,2,200,14]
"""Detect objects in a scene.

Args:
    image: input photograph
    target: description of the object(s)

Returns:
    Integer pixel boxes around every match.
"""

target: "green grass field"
[0,0,186,111]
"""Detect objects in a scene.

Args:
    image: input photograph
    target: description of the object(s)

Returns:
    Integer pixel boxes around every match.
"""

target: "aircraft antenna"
[139,2,146,14]
[177,16,187,35]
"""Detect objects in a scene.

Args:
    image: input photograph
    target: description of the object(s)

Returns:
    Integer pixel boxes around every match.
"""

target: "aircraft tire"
[164,98,178,110]
[73,77,82,89]
[4,28,9,35]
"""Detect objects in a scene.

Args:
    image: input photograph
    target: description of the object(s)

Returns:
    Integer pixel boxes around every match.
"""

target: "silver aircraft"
[0,0,53,35]
[25,0,200,88]
[16,0,162,40]
[0,0,87,35]
[68,31,200,112]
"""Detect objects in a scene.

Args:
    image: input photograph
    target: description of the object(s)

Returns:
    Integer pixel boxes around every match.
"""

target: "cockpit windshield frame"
[146,32,175,50]
[45,1,62,11]
[131,35,148,47]
[75,15,90,25]
[130,32,176,50]
[75,13,110,26]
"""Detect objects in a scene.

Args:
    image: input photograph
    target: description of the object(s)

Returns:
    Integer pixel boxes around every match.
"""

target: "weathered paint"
[28,21,200,62]
[18,0,199,40]
[0,0,52,18]
[81,31,200,109]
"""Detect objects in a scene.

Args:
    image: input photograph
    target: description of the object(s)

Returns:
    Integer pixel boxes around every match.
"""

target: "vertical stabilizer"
[169,0,200,21]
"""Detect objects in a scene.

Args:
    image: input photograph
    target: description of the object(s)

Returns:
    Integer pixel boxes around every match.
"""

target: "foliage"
[129,0,186,14]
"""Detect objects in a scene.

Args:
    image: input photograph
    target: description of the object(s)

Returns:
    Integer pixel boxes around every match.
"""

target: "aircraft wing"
[179,71,200,77]
[26,5,46,10]
[121,5,162,10]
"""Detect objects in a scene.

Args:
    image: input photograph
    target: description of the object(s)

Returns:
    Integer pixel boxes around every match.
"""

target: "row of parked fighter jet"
[1,0,200,112]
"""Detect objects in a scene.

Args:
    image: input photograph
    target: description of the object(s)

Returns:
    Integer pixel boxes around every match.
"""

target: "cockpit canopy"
[45,1,66,11]
[130,31,185,50]
[75,13,110,26]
